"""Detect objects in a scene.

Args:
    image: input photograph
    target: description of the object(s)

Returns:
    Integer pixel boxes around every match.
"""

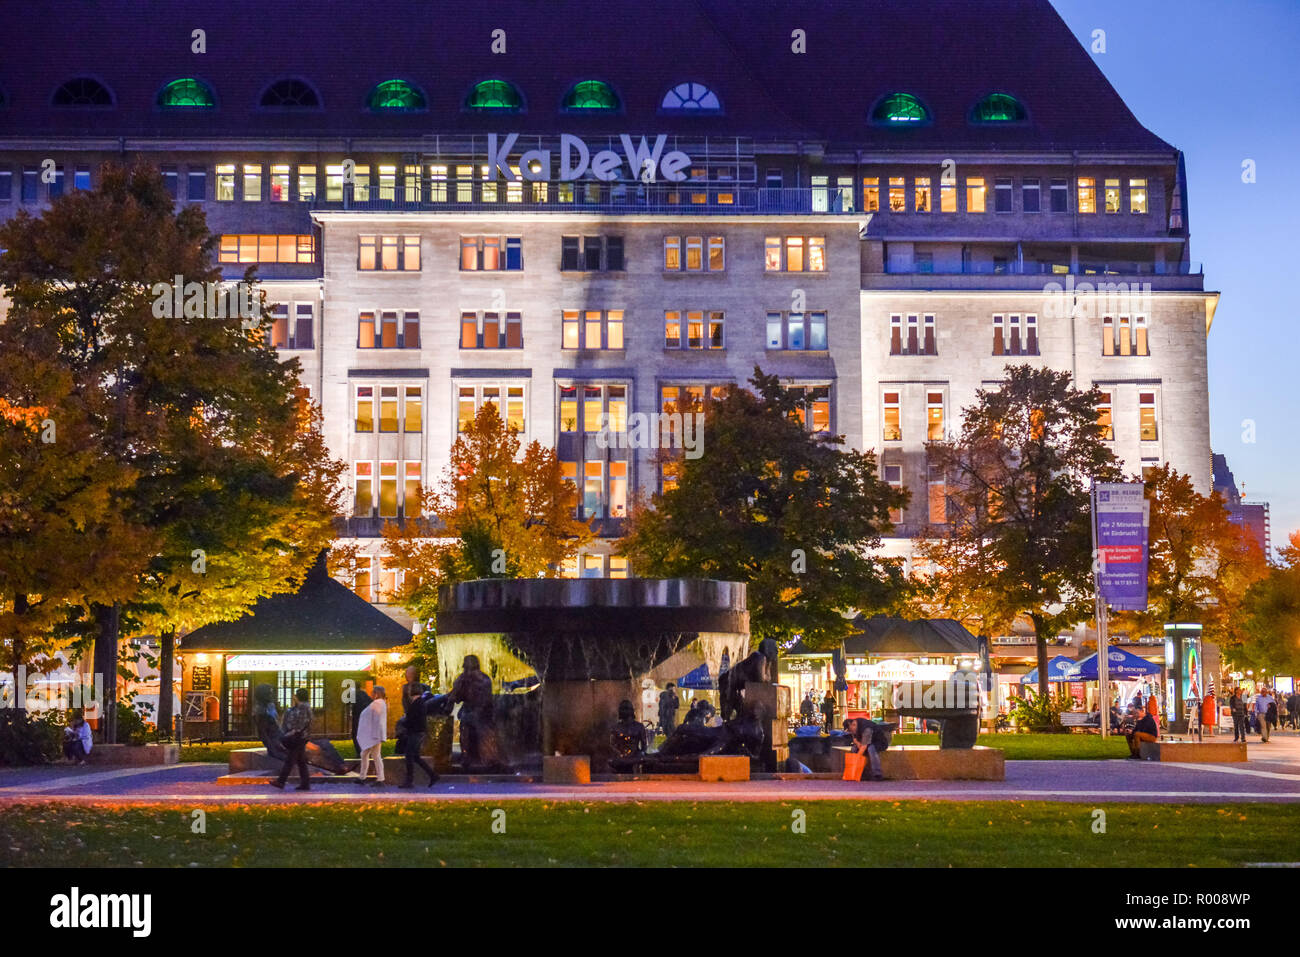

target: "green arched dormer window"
[466,79,523,112]
[367,79,426,112]
[157,78,216,109]
[972,92,1026,123]
[871,92,929,125]
[563,79,619,111]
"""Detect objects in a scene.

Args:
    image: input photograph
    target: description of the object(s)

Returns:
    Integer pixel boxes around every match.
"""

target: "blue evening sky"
[1051,0,1300,551]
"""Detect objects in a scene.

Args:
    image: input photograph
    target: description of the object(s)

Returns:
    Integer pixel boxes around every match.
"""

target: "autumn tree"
[0,162,340,740]
[1109,465,1268,652]
[0,344,152,715]
[922,365,1122,698]
[1225,531,1300,675]
[620,368,908,649]
[383,402,593,626]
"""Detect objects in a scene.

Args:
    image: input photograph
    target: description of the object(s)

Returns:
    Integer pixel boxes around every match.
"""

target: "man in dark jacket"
[400,665,439,788]
[1230,688,1248,742]
[820,692,836,731]
[658,682,680,735]
[848,718,891,781]
[1127,703,1159,759]
[1288,691,1300,730]
[271,688,313,791]
[449,655,495,769]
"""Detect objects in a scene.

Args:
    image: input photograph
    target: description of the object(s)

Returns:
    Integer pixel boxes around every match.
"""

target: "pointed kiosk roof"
[182,553,414,653]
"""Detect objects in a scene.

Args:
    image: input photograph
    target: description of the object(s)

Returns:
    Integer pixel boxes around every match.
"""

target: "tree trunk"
[11,595,26,719]
[158,627,175,740]
[1033,615,1050,701]
[92,603,119,744]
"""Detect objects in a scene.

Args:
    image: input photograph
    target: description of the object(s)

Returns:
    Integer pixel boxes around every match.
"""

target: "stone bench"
[698,754,750,782]
[542,754,591,784]
[85,743,179,766]
[833,745,1004,781]
[1139,739,1247,763]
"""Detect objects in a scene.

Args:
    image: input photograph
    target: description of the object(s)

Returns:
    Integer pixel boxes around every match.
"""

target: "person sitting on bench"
[1126,702,1159,759]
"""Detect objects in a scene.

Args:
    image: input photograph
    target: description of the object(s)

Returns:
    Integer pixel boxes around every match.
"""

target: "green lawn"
[892,732,1131,760]
[2,801,1294,867]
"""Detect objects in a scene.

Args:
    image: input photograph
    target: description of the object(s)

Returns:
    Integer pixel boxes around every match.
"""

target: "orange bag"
[842,750,867,781]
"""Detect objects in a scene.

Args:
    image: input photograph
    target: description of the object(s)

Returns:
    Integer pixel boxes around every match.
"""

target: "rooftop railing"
[311,184,863,216]
[887,260,1202,277]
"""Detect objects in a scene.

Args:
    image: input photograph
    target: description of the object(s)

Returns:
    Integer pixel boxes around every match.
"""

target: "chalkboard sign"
[191,666,212,691]
[182,692,206,720]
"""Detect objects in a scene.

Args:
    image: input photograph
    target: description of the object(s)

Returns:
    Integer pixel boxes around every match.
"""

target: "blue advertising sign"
[1094,482,1149,612]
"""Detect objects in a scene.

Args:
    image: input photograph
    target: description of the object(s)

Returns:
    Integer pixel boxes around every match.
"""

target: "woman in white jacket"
[356,686,388,786]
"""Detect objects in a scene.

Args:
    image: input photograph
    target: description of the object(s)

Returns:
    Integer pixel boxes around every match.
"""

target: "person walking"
[1254,687,1275,743]
[799,692,816,726]
[271,688,312,791]
[1230,688,1248,742]
[1288,690,1300,730]
[356,685,388,786]
[657,682,680,736]
[820,691,837,732]
[400,665,439,787]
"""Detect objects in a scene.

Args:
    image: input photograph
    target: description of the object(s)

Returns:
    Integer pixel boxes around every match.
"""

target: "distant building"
[1212,453,1271,557]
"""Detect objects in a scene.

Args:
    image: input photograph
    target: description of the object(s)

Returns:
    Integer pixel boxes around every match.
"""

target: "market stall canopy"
[1019,655,1077,684]
[843,616,981,657]
[676,663,714,690]
[1060,648,1162,681]
[183,552,414,653]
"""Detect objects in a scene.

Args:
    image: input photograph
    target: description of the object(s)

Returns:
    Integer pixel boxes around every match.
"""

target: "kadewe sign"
[1094,482,1149,612]
[486,133,693,182]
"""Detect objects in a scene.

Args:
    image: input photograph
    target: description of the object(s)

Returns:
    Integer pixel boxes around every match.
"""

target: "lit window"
[379,387,399,433]
[459,235,522,271]
[1102,317,1115,356]
[966,177,986,213]
[269,164,290,201]
[1134,316,1149,356]
[1139,392,1158,441]
[404,386,422,433]
[927,392,945,440]
[157,78,215,109]
[563,80,619,111]
[215,164,235,201]
[914,177,931,212]
[368,79,426,111]
[378,462,398,518]
[404,463,422,516]
[1104,178,1121,214]
[1077,177,1096,214]
[466,79,523,111]
[1118,316,1132,356]
[972,93,1025,123]
[884,177,903,212]
[354,461,373,516]
[883,392,902,442]
[884,464,903,524]
[862,177,880,212]
[1097,392,1114,441]
[940,177,957,212]
[1130,178,1148,214]
[358,234,419,271]
[242,164,261,201]
[872,92,928,124]
[928,464,946,524]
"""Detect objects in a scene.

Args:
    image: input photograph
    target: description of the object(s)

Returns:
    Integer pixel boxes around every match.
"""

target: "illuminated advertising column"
[1163,623,1203,726]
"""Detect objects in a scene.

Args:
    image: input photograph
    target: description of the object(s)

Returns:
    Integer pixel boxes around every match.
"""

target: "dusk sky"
[1053,0,1300,550]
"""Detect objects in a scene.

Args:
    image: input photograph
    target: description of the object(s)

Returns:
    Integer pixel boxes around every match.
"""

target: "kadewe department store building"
[180,557,414,740]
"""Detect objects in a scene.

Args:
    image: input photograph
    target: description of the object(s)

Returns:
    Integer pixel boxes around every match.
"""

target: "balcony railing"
[311,185,861,216]
[888,260,1202,277]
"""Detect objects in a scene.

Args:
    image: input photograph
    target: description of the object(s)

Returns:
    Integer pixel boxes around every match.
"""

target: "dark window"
[402,311,419,349]
[1050,179,1069,213]
[21,167,38,202]
[73,167,90,191]
[1023,178,1040,213]
[505,237,523,270]
[48,167,64,199]
[0,169,11,201]
[994,178,1013,213]
[583,236,602,271]
[52,77,113,106]
[161,166,178,198]
[295,304,315,349]
[560,236,580,270]
[261,78,320,108]
[187,169,206,201]
[606,236,624,271]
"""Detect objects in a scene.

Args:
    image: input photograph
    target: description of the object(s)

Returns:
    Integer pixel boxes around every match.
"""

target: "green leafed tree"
[0,162,342,740]
[620,368,908,650]
[920,365,1122,698]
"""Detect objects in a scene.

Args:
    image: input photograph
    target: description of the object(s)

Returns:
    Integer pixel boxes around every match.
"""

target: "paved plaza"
[6,733,1300,806]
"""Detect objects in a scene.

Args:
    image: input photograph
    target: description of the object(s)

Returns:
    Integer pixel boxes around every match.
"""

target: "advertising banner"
[1094,482,1149,612]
